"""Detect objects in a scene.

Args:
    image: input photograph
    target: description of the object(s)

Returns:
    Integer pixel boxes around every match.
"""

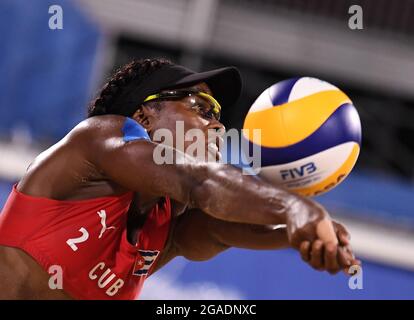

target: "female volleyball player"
[0,58,359,299]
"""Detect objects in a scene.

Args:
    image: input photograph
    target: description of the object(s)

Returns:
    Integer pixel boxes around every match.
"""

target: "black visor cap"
[162,65,242,109]
[117,63,242,116]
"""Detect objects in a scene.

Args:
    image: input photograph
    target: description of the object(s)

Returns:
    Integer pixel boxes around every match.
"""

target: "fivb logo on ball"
[243,77,362,197]
[280,162,318,181]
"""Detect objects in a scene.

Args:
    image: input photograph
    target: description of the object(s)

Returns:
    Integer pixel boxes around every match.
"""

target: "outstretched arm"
[81,116,338,250]
[154,209,359,275]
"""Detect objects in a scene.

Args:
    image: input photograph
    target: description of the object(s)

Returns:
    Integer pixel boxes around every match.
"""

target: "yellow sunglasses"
[143,89,222,120]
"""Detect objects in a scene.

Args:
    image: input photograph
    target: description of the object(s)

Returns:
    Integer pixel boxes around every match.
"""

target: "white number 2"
[66,227,89,252]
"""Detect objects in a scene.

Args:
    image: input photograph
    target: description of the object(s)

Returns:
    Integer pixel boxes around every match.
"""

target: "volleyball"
[243,77,362,197]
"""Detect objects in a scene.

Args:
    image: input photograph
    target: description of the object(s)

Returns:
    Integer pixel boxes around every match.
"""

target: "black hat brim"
[161,67,242,109]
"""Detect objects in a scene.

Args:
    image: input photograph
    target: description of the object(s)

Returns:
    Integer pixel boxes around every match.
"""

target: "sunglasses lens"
[144,90,221,120]
[198,93,221,120]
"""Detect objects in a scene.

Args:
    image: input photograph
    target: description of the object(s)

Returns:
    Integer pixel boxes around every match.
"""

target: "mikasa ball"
[243,77,362,197]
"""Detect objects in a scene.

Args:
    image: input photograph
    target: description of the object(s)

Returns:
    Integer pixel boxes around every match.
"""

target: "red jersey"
[0,184,171,300]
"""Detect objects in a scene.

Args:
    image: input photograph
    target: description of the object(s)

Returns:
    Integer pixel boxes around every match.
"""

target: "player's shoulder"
[73,115,127,138]
[68,115,151,147]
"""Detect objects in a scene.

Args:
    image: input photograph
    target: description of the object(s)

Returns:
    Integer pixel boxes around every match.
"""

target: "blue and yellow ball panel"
[247,103,361,166]
[268,77,301,106]
[243,89,353,147]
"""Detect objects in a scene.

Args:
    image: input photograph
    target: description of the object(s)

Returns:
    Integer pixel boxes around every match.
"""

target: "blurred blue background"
[1,0,413,299]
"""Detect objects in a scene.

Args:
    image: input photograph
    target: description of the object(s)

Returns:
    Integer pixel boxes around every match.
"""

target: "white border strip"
[0,142,39,181]
[335,215,414,271]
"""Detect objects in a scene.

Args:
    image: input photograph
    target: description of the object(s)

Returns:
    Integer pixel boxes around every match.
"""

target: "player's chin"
[206,144,222,163]
[185,148,221,163]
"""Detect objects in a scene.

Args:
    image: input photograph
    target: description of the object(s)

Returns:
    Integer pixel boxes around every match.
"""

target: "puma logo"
[97,210,116,239]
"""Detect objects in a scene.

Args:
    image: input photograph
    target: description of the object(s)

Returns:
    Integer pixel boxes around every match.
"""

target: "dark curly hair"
[87,58,173,118]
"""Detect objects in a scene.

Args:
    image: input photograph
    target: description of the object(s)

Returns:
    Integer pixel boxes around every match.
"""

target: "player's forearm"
[210,221,290,250]
[188,163,314,226]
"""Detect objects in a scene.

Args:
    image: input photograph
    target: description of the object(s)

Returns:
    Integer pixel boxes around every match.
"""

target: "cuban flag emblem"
[133,250,160,276]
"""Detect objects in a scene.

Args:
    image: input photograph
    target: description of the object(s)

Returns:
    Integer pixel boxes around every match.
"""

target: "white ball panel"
[288,77,339,102]
[248,87,273,112]
[259,141,356,189]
